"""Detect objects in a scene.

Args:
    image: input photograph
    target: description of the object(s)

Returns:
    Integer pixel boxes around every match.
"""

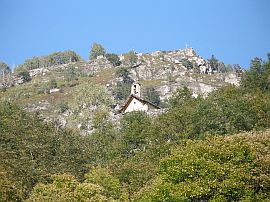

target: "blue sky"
[0,0,269,69]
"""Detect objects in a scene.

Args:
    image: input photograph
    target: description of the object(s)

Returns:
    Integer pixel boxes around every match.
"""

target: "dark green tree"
[208,54,219,71]
[233,64,242,72]
[143,87,161,106]
[114,83,131,101]
[114,67,134,101]
[190,86,259,136]
[120,111,151,157]
[0,102,89,200]
[17,70,31,82]
[241,55,270,93]
[168,86,193,108]
[115,67,131,82]
[105,53,121,66]
[181,58,193,70]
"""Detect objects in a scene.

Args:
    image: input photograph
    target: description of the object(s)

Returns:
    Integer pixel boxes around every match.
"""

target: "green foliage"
[106,53,121,66]
[15,50,82,71]
[206,55,234,73]
[69,81,112,131]
[161,84,270,138]
[58,101,69,113]
[0,61,10,75]
[143,87,161,106]
[89,42,106,60]
[71,81,112,111]
[0,102,88,200]
[65,66,79,87]
[112,153,159,200]
[0,164,23,201]
[85,167,127,200]
[120,111,152,157]
[157,99,197,141]
[115,67,132,82]
[49,50,82,65]
[27,174,114,202]
[0,62,11,84]
[134,132,270,201]
[49,78,58,89]
[124,50,138,67]
[2,53,270,202]
[17,70,31,82]
[208,54,219,71]
[241,54,270,93]
[114,67,134,101]
[190,88,257,135]
[85,124,118,165]
[92,107,110,129]
[114,83,131,101]
[221,64,234,73]
[181,58,193,70]
[168,86,193,108]
[217,61,226,72]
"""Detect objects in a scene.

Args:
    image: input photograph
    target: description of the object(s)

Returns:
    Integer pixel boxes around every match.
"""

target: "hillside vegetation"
[0,46,242,135]
[0,50,270,201]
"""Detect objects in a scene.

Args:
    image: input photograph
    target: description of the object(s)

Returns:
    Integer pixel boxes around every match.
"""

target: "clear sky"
[0,0,269,69]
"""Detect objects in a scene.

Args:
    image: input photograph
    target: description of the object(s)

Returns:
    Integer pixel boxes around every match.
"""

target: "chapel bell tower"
[131,82,141,97]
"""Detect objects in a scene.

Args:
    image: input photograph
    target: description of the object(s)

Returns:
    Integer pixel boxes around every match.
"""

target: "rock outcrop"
[0,47,243,134]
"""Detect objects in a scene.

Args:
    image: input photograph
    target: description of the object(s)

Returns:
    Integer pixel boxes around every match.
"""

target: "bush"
[49,78,58,89]
[106,53,121,66]
[58,101,69,113]
[18,70,31,82]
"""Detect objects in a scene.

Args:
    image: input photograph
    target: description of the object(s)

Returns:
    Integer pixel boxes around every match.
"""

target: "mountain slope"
[0,48,242,134]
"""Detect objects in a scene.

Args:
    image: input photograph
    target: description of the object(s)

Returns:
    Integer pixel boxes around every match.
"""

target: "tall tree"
[0,62,10,82]
[120,111,151,157]
[143,87,161,106]
[241,55,270,93]
[89,42,106,60]
[0,62,10,74]
[169,86,193,108]
[208,54,219,72]
[114,67,134,101]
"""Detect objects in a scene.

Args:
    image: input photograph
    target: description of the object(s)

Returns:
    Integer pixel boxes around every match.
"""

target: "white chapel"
[119,82,160,113]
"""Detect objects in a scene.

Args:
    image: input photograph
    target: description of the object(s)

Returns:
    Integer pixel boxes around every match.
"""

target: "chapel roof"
[119,94,160,113]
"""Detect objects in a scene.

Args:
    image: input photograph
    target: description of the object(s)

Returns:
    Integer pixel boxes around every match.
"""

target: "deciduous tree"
[89,42,106,60]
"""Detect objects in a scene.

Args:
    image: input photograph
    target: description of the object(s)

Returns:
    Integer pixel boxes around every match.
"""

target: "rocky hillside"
[0,48,242,134]
[127,48,241,100]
